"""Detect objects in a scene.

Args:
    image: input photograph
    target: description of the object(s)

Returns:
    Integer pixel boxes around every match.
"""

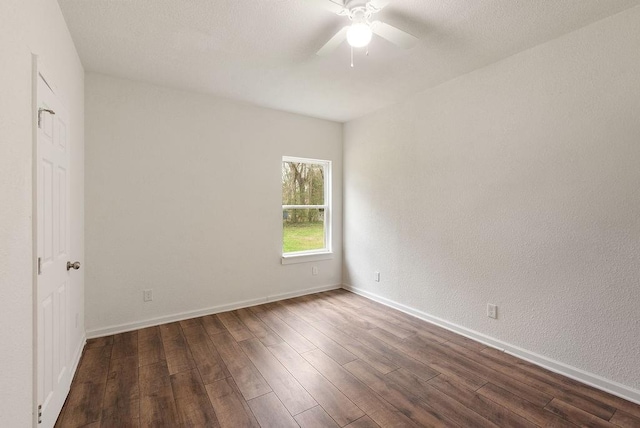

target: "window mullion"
[283,205,326,209]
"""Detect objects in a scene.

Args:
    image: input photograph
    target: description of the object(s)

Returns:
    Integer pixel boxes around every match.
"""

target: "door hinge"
[38,404,42,424]
[37,257,42,275]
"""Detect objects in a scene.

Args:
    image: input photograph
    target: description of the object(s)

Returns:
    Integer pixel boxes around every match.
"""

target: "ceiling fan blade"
[367,0,391,11]
[308,0,347,15]
[316,26,349,56]
[371,21,418,49]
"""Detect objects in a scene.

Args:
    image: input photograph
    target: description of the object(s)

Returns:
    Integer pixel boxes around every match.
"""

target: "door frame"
[32,52,41,428]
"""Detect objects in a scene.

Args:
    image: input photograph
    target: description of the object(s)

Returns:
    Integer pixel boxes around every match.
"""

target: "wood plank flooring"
[56,290,640,427]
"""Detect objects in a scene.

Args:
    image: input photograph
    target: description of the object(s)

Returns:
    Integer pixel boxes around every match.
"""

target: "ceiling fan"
[311,0,419,57]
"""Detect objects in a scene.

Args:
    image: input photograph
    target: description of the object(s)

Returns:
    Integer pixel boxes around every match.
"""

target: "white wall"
[344,6,640,394]
[0,0,84,425]
[85,73,342,335]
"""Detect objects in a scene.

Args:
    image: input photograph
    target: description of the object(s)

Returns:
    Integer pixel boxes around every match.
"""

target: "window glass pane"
[282,162,324,205]
[283,208,325,253]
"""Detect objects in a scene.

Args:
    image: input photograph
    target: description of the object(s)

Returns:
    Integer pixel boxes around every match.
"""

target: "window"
[282,156,331,262]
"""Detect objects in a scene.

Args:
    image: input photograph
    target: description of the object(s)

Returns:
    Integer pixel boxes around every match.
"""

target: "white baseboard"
[86,284,342,339]
[342,284,640,405]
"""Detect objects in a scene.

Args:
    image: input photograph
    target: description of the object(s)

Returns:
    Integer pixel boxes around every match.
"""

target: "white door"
[36,72,74,428]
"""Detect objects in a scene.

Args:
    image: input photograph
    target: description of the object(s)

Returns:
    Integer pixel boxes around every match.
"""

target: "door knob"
[67,261,81,271]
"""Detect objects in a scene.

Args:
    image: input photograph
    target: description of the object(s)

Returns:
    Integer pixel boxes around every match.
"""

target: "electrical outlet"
[312,266,318,276]
[487,304,498,319]
[143,289,153,302]
[374,271,381,282]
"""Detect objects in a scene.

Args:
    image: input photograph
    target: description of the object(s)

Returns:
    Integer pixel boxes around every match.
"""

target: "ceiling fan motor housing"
[349,7,372,24]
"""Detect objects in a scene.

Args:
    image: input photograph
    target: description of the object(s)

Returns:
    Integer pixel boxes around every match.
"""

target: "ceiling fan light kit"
[347,22,373,47]
[314,0,418,60]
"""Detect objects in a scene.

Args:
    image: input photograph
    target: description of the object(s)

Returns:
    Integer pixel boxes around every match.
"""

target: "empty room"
[2,0,640,427]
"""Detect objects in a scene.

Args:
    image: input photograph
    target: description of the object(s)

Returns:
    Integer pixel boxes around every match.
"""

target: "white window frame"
[281,156,332,264]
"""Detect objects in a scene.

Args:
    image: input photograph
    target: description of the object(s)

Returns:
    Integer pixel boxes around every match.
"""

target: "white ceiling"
[58,0,639,122]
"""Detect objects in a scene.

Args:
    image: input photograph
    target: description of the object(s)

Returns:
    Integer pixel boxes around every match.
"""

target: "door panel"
[58,166,67,256]
[41,159,54,267]
[37,72,71,428]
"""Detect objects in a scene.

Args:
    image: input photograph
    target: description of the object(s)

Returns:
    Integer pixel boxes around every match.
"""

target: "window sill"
[281,252,334,265]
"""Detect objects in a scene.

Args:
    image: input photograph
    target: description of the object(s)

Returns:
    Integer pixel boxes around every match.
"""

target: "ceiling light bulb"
[347,23,372,48]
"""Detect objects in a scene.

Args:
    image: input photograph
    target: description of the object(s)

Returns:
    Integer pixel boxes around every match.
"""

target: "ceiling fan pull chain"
[351,45,354,67]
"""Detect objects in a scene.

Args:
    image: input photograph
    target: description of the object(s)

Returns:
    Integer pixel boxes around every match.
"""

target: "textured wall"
[344,7,640,391]
[0,0,84,425]
[85,73,342,334]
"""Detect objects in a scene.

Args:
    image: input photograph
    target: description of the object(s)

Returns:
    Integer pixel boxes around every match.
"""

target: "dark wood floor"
[56,289,640,428]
